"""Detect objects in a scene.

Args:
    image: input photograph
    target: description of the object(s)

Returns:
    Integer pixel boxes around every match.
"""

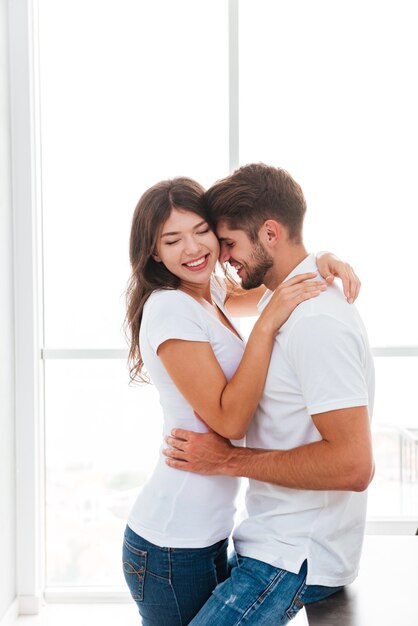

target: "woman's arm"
[224,284,266,317]
[224,252,360,317]
[158,273,325,439]
[316,251,361,304]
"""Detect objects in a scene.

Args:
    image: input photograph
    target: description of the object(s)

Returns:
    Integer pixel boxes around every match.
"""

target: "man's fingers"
[165,435,186,451]
[163,445,187,461]
[165,457,188,470]
[171,428,190,440]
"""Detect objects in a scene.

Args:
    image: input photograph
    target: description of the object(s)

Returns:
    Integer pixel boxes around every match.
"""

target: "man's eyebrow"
[161,219,207,237]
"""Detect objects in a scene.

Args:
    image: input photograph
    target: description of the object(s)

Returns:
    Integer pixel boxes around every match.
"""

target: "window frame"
[10,0,44,614]
[10,0,418,608]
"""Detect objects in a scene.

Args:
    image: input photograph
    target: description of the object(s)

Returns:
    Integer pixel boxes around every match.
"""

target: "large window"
[34,0,418,591]
[238,0,418,533]
[38,0,229,590]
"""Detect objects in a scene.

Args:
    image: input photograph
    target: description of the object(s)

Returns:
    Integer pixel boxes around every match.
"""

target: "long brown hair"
[125,177,209,382]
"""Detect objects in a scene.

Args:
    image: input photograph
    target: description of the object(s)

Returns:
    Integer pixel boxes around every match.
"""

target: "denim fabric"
[122,525,229,626]
[189,555,343,625]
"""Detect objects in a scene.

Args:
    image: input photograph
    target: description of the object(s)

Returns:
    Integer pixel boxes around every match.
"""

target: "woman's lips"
[183,254,210,271]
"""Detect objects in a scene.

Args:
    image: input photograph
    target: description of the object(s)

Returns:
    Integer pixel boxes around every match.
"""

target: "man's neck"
[264,245,309,291]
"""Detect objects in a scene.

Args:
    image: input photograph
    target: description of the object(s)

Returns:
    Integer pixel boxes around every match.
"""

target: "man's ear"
[260,220,282,248]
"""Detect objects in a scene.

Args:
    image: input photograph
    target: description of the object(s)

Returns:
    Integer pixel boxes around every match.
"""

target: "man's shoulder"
[282,283,344,323]
[280,286,367,351]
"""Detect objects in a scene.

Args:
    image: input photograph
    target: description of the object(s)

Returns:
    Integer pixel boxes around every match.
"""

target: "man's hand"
[163,429,235,475]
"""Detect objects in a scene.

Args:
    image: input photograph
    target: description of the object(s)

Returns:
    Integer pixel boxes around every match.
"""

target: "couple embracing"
[123,163,374,625]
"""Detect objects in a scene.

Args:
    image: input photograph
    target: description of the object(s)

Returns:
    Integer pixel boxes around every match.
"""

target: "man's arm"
[164,405,374,492]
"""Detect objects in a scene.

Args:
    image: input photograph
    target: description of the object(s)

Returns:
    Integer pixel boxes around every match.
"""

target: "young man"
[164,163,375,625]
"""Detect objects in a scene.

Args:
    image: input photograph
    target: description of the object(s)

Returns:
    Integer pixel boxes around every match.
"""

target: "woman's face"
[153,208,220,286]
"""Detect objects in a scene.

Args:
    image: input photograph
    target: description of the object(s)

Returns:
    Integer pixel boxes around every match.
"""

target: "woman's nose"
[184,236,201,255]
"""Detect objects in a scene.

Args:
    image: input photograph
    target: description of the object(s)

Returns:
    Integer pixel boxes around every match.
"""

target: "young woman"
[122,177,359,626]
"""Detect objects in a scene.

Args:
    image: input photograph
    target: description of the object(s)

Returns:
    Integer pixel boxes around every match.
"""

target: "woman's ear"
[152,251,162,263]
[260,220,282,247]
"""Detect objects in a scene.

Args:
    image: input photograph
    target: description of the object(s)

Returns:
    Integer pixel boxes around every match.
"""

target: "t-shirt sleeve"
[286,314,370,415]
[146,291,210,354]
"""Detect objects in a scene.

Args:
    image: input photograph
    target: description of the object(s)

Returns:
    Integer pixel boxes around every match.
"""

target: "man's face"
[216,220,273,290]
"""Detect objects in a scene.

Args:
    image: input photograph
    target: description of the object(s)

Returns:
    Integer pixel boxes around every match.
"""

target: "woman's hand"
[316,252,360,304]
[258,272,326,334]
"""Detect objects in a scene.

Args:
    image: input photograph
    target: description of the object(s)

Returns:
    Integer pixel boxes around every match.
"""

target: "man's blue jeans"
[122,525,229,625]
[189,554,343,625]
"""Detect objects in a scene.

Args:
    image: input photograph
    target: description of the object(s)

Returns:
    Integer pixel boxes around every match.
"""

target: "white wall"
[0,0,17,620]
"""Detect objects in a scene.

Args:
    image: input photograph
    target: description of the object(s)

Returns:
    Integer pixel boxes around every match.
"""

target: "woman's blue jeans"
[122,525,229,625]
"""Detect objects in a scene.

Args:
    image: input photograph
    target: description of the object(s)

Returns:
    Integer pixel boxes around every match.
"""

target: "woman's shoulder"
[144,288,199,320]
[142,288,211,346]
[145,288,184,313]
[147,288,180,304]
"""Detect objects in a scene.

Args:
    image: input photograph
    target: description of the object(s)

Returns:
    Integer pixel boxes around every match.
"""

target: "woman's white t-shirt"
[127,277,245,548]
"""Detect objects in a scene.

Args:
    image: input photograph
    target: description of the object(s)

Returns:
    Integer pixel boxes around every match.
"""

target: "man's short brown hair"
[204,163,306,243]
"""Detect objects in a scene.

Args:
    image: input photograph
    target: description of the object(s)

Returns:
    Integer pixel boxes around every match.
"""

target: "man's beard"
[240,242,273,290]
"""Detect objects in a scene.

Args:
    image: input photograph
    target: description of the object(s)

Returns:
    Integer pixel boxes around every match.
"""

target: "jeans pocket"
[285,581,307,621]
[286,594,305,620]
[122,536,147,602]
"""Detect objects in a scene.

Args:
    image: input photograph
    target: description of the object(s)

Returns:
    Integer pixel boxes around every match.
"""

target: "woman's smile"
[183,254,210,271]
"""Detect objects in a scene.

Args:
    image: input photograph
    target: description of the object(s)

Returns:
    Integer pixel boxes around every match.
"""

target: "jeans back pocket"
[122,537,147,602]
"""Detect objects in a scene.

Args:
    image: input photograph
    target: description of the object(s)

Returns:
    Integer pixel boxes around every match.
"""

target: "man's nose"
[219,244,230,264]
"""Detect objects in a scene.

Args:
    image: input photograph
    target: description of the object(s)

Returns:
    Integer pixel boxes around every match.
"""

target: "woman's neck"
[179,279,213,304]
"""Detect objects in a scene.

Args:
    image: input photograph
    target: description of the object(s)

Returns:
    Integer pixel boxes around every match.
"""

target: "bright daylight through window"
[36,0,418,589]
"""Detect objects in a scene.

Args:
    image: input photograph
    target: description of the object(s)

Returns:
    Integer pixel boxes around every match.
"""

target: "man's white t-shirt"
[128,277,245,548]
[233,254,375,587]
